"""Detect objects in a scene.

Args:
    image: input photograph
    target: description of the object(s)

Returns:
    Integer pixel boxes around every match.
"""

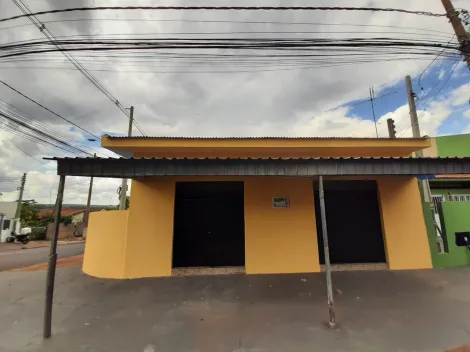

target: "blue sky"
[345,60,470,137]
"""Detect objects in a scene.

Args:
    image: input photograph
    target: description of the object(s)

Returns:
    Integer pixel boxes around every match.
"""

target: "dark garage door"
[173,182,245,268]
[315,181,386,264]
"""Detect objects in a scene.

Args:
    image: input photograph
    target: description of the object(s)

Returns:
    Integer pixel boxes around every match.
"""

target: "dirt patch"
[11,255,83,272]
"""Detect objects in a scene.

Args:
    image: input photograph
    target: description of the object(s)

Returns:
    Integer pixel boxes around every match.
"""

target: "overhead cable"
[0,79,102,140]
[10,0,146,136]
[0,6,446,24]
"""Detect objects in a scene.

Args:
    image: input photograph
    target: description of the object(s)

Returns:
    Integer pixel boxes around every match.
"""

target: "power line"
[398,59,460,137]
[417,34,456,90]
[0,79,102,140]
[0,6,447,24]
[7,139,47,164]
[10,0,146,136]
[0,18,454,36]
[0,97,104,156]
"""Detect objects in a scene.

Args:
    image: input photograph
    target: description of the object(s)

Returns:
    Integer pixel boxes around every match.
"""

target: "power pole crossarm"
[441,0,470,70]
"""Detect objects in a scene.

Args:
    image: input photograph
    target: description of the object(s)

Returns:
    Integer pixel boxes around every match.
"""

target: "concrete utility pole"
[441,0,470,70]
[119,106,134,210]
[406,76,432,207]
[83,154,96,238]
[14,173,26,219]
[405,76,421,148]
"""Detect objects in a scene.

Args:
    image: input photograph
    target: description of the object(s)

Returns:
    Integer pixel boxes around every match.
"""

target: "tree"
[20,201,40,224]
[116,196,130,210]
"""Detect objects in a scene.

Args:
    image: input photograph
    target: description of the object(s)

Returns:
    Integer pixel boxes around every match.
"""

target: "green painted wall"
[435,133,470,157]
[430,202,470,268]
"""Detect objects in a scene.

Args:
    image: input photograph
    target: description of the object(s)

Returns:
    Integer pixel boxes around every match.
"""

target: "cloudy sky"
[0,0,469,205]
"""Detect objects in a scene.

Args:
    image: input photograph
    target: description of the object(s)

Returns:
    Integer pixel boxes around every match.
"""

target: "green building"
[424,133,470,268]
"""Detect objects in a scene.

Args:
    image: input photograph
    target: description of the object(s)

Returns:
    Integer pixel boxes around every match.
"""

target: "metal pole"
[318,176,336,328]
[43,174,65,339]
[0,213,4,241]
[14,173,26,219]
[83,154,95,238]
[441,0,470,70]
[119,106,133,210]
[369,86,379,138]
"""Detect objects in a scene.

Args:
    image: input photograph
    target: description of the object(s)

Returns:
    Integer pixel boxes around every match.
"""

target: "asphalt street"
[0,243,85,271]
[2,266,470,352]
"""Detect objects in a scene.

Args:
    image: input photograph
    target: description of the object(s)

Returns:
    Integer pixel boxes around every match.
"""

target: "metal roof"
[46,157,470,178]
[434,174,470,180]
[104,135,428,140]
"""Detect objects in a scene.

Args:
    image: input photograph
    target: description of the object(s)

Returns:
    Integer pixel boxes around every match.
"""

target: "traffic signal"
[387,118,397,138]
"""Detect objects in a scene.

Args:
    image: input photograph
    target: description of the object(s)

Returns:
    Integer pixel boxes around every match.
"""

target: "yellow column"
[244,177,320,274]
[377,177,432,270]
[124,178,176,278]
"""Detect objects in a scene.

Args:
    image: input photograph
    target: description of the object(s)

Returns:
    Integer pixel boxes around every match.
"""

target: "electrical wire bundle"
[0,99,111,157]
[0,37,462,74]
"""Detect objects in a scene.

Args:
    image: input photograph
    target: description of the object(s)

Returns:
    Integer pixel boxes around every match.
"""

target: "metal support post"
[119,106,133,210]
[83,154,96,238]
[43,175,65,339]
[318,176,336,328]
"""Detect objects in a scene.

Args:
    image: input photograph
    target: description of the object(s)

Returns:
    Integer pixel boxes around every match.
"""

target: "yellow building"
[50,135,470,279]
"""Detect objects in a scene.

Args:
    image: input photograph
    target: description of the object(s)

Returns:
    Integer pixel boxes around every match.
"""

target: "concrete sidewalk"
[1,267,470,352]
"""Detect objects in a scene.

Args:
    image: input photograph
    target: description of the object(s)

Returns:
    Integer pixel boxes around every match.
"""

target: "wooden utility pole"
[369,86,379,138]
[43,174,65,339]
[14,173,26,219]
[119,106,134,211]
[83,154,96,238]
[441,0,470,70]
[318,176,336,329]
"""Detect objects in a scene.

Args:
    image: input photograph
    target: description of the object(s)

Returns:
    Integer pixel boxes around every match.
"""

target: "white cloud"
[0,0,468,204]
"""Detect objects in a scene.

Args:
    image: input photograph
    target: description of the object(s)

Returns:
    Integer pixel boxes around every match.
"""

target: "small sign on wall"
[272,197,290,208]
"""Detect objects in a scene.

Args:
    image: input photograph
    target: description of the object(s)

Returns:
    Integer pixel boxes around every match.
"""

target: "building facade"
[423,133,470,268]
[80,136,439,279]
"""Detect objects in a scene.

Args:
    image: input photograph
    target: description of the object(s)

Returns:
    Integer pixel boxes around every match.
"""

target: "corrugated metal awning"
[45,157,470,178]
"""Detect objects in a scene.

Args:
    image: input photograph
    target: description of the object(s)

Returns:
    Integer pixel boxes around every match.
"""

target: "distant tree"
[20,201,40,224]
[116,196,130,210]
[61,215,72,225]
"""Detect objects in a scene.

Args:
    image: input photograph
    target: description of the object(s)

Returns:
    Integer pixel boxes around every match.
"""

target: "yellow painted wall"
[124,179,176,278]
[83,175,432,279]
[83,210,128,279]
[244,178,320,274]
[377,177,432,270]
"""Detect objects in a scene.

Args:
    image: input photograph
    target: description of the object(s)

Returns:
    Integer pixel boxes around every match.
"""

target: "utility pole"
[318,176,336,328]
[14,173,26,219]
[83,154,96,238]
[369,86,379,138]
[441,0,470,70]
[406,76,431,206]
[119,106,133,210]
[405,76,421,150]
